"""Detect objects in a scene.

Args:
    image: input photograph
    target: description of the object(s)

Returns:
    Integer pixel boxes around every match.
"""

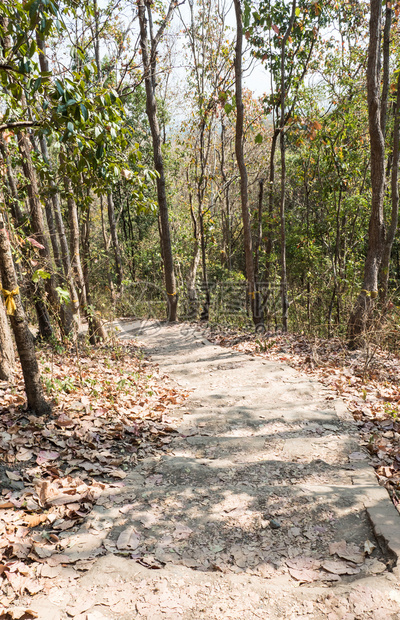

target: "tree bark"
[233,0,263,328]
[265,128,279,285]
[138,0,177,322]
[348,0,386,346]
[0,215,50,414]
[379,69,400,302]
[279,0,297,333]
[1,132,54,339]
[17,132,58,308]
[61,157,107,343]
[107,191,124,292]
[36,31,79,332]
[0,277,14,381]
[0,137,24,224]
[100,195,116,302]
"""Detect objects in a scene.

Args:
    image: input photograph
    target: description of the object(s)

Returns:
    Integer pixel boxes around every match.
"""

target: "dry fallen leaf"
[22,514,47,528]
[173,523,193,540]
[364,540,376,555]
[0,608,38,619]
[36,450,60,465]
[0,502,14,509]
[288,567,321,583]
[116,527,141,550]
[15,449,33,462]
[321,560,360,575]
[6,472,22,482]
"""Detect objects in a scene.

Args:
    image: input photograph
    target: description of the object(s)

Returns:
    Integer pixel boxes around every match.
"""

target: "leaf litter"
[0,339,187,617]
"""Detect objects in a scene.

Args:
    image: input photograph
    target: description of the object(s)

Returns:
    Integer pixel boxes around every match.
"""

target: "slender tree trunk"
[17,132,58,310]
[198,203,210,321]
[279,0,297,333]
[3,132,54,339]
[265,128,279,285]
[107,191,124,292]
[220,116,232,270]
[0,215,50,414]
[100,195,116,302]
[255,178,264,284]
[348,0,386,346]
[187,179,200,319]
[0,138,24,224]
[0,277,15,381]
[187,239,201,320]
[62,158,107,343]
[138,0,177,321]
[36,30,78,332]
[233,0,263,328]
[379,70,400,302]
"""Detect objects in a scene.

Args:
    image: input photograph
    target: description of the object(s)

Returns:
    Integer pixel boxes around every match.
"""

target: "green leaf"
[80,103,88,121]
[255,133,263,144]
[55,80,64,97]
[33,77,42,93]
[32,269,51,283]
[295,7,300,17]
[55,286,71,304]
[224,103,233,115]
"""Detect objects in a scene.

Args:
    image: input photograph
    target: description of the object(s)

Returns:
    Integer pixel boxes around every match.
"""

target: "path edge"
[335,399,400,575]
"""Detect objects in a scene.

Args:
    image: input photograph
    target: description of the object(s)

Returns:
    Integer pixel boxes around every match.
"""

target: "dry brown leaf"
[15,449,34,462]
[321,560,360,575]
[108,469,127,479]
[0,502,14,509]
[6,472,22,482]
[116,527,140,550]
[173,523,193,540]
[0,608,38,619]
[36,450,60,465]
[329,540,364,564]
[46,493,85,506]
[46,554,73,566]
[22,514,47,528]
[288,567,321,582]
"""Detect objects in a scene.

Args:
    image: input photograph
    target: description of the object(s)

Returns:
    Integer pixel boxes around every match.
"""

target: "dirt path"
[30,321,400,619]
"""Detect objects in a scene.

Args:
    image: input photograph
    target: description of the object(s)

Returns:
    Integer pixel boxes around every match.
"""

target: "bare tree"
[233,0,263,328]
[348,0,387,345]
[138,0,178,321]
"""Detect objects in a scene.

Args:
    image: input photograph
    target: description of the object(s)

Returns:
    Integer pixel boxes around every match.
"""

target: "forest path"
[34,321,400,619]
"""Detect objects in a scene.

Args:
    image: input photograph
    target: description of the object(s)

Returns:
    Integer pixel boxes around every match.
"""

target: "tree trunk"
[62,159,107,343]
[0,279,14,381]
[279,0,297,333]
[186,179,200,319]
[220,115,232,270]
[138,0,177,322]
[265,128,279,285]
[100,195,116,302]
[0,137,24,224]
[379,69,400,302]
[348,0,386,346]
[254,179,264,285]
[107,191,124,292]
[0,215,50,414]
[36,31,78,333]
[3,132,54,339]
[187,239,201,320]
[233,0,263,328]
[17,132,58,311]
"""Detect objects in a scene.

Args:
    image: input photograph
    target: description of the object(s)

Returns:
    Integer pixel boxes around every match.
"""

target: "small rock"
[269,519,281,530]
